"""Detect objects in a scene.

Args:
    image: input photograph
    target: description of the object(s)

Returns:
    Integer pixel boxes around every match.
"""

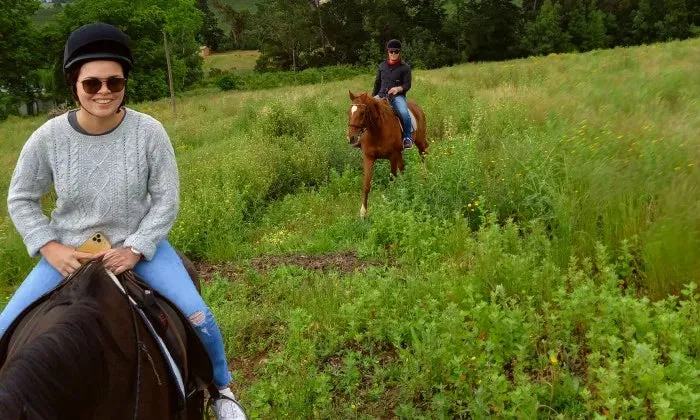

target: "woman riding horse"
[1,23,245,420]
[373,39,413,150]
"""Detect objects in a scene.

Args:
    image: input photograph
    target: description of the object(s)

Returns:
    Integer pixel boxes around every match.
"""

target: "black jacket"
[372,60,411,98]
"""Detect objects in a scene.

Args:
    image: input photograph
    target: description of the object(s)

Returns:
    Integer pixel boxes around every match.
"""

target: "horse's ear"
[349,91,356,100]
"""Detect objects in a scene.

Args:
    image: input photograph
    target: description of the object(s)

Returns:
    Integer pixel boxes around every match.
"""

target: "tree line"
[1,0,203,119]
[1,0,698,119]
[233,0,698,70]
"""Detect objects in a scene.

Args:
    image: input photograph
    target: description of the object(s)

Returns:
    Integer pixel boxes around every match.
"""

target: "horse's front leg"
[361,156,375,218]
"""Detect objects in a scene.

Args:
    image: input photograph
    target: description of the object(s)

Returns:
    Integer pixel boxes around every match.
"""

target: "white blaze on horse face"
[351,105,358,116]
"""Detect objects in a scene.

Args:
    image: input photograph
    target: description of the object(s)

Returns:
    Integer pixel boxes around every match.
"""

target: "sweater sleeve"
[122,121,179,260]
[401,66,412,94]
[372,67,381,97]
[7,129,59,257]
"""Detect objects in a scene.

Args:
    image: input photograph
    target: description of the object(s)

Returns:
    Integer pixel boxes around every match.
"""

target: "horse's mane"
[0,296,110,418]
[355,93,395,129]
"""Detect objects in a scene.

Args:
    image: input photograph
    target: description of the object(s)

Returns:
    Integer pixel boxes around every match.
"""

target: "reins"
[105,268,142,420]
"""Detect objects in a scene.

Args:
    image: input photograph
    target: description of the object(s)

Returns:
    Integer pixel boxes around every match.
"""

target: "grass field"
[203,50,260,75]
[0,39,698,417]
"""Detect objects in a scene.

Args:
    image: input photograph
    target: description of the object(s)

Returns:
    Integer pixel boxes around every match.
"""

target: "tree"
[195,0,225,51]
[252,0,316,71]
[584,5,610,50]
[321,0,371,64]
[523,0,572,55]
[0,0,42,117]
[566,0,609,51]
[631,0,662,44]
[659,0,691,41]
[452,0,524,61]
[212,0,254,50]
[48,0,203,103]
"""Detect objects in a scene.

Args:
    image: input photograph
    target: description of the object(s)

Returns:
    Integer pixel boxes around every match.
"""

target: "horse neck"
[364,100,392,134]
[0,301,110,419]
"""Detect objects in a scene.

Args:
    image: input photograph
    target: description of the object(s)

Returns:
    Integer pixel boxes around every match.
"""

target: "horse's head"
[347,91,374,147]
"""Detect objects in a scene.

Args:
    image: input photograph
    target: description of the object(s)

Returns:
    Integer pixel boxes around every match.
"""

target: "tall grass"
[0,39,698,416]
[203,50,260,75]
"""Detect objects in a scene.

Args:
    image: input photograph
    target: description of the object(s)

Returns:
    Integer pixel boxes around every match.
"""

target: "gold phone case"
[77,232,112,263]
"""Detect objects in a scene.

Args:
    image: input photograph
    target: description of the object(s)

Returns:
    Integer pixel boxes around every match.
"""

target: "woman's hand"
[388,86,403,96]
[97,247,142,275]
[40,241,96,277]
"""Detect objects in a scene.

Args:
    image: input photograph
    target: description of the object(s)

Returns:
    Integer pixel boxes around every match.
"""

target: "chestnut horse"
[346,91,427,217]
[0,259,209,420]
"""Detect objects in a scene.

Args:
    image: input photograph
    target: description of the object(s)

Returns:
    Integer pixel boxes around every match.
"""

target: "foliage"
[523,0,572,55]
[196,0,226,51]
[0,0,204,114]
[1,36,699,418]
[211,0,256,50]
[0,0,42,116]
[216,73,243,90]
[244,0,699,71]
[210,64,368,91]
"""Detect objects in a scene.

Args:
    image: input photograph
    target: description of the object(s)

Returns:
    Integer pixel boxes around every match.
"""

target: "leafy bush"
[205,65,368,92]
[216,74,243,91]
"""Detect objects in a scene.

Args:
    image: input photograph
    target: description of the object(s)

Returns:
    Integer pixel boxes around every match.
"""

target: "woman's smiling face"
[76,60,125,117]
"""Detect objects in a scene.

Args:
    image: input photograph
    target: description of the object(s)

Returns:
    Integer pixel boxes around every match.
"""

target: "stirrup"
[208,393,248,420]
[403,138,413,149]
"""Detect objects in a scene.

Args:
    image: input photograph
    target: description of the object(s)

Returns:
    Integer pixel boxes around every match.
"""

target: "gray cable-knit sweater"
[7,108,179,261]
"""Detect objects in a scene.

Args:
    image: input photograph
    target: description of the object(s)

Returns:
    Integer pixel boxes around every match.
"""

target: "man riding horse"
[373,39,413,150]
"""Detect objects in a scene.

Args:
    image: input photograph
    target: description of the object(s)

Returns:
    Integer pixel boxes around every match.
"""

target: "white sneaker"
[213,394,248,420]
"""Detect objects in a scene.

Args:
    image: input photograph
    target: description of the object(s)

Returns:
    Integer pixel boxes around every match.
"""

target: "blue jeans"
[0,241,232,388]
[391,95,412,141]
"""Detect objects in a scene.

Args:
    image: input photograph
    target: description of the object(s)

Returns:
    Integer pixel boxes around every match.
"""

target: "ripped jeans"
[0,240,232,388]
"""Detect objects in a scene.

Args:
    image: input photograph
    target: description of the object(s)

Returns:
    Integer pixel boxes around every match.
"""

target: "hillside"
[32,2,67,26]
[0,39,698,417]
[209,0,257,33]
[212,0,256,11]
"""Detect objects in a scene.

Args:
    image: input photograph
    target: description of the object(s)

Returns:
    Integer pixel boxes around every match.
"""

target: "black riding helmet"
[63,23,133,76]
[63,23,133,108]
[386,39,401,51]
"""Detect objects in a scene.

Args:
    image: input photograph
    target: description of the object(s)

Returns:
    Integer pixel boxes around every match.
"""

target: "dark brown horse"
[0,258,209,420]
[347,91,428,217]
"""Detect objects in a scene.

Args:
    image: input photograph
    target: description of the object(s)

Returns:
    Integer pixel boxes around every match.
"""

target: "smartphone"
[76,232,112,263]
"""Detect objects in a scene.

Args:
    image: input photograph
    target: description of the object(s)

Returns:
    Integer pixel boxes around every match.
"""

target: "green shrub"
[217,74,243,91]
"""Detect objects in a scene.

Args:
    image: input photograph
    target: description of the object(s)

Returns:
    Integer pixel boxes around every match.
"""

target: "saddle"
[0,233,214,413]
[379,96,417,135]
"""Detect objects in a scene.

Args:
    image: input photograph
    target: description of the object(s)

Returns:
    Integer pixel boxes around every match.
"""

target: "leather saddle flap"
[121,272,214,390]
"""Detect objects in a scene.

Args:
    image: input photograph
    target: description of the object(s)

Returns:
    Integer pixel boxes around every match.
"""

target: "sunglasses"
[388,49,400,54]
[80,77,127,94]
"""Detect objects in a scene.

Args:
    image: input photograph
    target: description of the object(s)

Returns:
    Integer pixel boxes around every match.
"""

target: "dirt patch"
[192,260,246,283]
[250,250,377,275]
[194,250,380,281]
[228,346,279,386]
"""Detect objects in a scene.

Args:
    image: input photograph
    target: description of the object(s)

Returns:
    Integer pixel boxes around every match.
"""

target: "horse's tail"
[407,100,428,152]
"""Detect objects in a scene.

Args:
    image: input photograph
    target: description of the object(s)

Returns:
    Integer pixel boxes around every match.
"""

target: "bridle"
[348,103,369,145]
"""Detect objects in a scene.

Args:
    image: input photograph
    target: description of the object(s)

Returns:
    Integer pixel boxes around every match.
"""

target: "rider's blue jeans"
[0,240,232,388]
[391,95,412,141]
